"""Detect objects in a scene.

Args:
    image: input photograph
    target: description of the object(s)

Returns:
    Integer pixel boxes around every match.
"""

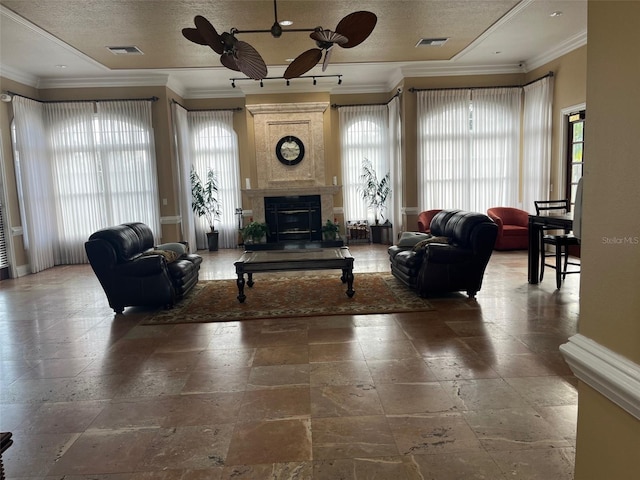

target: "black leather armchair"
[388,210,498,298]
[85,222,202,313]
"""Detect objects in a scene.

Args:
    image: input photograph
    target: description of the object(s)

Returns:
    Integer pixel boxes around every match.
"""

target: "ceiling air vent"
[415,38,449,47]
[107,46,144,55]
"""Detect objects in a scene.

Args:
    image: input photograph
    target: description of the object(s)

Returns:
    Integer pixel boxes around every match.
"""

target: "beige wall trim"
[560,334,640,420]
[10,226,23,236]
[15,263,30,277]
[404,207,421,215]
[160,216,181,225]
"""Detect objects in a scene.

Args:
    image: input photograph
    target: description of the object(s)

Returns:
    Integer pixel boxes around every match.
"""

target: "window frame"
[565,109,586,209]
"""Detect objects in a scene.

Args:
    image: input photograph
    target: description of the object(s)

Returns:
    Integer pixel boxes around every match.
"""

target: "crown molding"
[36,73,172,89]
[401,62,524,79]
[525,30,587,72]
[0,64,39,88]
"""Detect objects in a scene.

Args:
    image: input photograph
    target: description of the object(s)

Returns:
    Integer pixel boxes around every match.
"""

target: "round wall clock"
[275,136,305,166]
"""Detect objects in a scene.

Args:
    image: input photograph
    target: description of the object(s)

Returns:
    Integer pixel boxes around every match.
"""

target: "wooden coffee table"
[234,247,355,303]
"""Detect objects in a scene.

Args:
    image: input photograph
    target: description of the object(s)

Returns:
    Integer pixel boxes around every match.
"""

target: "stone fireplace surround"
[243,102,340,227]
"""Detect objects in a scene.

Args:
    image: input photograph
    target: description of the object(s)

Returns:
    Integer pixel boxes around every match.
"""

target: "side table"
[370,224,392,244]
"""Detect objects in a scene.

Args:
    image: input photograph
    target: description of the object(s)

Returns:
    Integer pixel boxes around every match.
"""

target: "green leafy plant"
[321,219,340,234]
[242,221,268,243]
[321,219,340,239]
[358,158,391,224]
[191,167,221,232]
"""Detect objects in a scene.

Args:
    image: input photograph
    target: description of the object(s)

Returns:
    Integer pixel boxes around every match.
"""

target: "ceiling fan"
[284,11,377,79]
[181,0,376,81]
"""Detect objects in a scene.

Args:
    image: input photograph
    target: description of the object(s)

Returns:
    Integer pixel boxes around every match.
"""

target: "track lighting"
[229,74,343,88]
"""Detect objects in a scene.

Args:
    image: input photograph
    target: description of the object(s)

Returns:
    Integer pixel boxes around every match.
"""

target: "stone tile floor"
[0,244,579,479]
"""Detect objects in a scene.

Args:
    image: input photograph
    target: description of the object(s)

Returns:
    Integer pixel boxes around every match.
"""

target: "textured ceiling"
[0,0,587,96]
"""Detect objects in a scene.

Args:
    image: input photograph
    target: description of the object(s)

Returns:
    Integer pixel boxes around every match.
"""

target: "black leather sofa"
[85,222,203,313]
[388,210,498,298]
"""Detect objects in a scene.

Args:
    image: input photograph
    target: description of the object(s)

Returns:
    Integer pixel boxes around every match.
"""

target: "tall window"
[339,105,389,223]
[12,97,159,270]
[566,110,585,207]
[417,88,522,213]
[187,110,240,249]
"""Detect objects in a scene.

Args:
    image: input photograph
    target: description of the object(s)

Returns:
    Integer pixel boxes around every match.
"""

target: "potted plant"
[242,221,268,244]
[191,167,221,251]
[358,158,391,225]
[321,219,340,241]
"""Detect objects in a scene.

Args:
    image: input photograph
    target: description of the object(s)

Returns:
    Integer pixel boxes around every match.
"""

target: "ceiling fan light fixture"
[183,1,376,82]
[415,38,449,47]
[279,20,293,26]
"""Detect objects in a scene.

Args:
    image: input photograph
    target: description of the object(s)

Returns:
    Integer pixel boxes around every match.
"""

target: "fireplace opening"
[264,195,322,244]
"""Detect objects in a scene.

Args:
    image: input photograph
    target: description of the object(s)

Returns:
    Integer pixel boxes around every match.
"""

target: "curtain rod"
[331,88,402,109]
[408,71,554,93]
[5,91,159,103]
[171,99,242,112]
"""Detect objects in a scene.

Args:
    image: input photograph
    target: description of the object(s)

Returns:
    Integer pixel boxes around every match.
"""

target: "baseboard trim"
[560,334,640,420]
[15,263,30,277]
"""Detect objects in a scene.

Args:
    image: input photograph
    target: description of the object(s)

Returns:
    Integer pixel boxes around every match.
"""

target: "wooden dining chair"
[534,199,581,289]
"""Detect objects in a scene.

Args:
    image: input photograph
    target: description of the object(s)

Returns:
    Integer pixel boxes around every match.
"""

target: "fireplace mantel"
[242,185,341,198]
[242,185,342,223]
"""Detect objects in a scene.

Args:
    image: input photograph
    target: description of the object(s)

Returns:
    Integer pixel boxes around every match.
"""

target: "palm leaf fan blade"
[322,48,333,71]
[335,11,377,48]
[284,48,322,79]
[234,41,268,79]
[182,27,208,45]
[220,53,241,71]
[193,15,225,54]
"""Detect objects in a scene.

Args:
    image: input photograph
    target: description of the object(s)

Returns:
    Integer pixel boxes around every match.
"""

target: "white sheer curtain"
[471,88,521,210]
[97,101,160,232]
[171,102,197,251]
[417,88,521,213]
[388,95,403,241]
[12,96,57,273]
[12,97,160,270]
[45,102,103,264]
[417,89,471,211]
[339,105,389,224]
[522,76,554,212]
[188,110,240,249]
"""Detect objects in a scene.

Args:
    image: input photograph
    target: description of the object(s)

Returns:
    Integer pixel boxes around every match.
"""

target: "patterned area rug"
[142,272,434,325]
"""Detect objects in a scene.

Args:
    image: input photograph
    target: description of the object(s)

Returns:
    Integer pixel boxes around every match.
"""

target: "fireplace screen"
[264,195,322,243]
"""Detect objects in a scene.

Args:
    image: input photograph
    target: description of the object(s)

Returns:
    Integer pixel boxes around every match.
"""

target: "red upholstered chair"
[486,207,529,250]
[417,209,442,234]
